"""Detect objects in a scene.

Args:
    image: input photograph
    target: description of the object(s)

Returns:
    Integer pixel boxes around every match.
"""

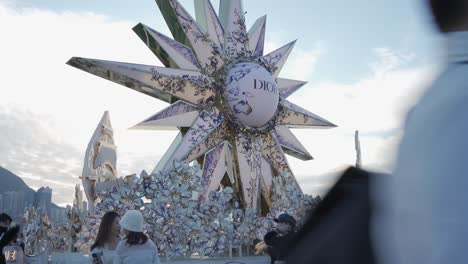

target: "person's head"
[274,213,296,234]
[428,0,468,32]
[90,211,121,251]
[119,210,148,246]
[124,231,148,246]
[0,213,12,228]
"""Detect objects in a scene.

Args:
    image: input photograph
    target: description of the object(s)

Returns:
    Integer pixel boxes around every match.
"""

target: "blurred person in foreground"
[285,167,377,264]
[0,213,20,264]
[373,1,468,263]
[264,213,296,264]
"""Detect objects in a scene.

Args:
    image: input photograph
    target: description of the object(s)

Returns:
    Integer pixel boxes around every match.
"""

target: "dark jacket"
[264,230,294,263]
[285,167,378,264]
[0,225,20,264]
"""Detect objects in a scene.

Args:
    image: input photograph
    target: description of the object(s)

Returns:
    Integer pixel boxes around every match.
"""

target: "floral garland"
[71,163,320,257]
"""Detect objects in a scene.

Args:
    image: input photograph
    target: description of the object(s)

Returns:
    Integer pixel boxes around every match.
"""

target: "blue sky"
[0,0,442,205]
[10,0,441,83]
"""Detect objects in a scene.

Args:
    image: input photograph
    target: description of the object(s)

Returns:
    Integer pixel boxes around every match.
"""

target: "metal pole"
[355,130,362,168]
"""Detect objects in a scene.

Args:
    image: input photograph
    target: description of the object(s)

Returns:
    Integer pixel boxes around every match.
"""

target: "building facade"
[35,187,52,215]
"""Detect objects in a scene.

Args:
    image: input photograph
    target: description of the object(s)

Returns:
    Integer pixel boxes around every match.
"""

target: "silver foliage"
[70,163,320,257]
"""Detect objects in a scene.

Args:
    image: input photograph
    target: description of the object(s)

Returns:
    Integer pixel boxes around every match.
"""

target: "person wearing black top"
[264,213,296,264]
[285,167,377,264]
[0,213,20,264]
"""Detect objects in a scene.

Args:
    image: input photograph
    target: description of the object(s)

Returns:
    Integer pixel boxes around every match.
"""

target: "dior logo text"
[253,79,277,94]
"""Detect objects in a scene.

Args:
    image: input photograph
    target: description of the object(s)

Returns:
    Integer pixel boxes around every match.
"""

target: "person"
[0,213,20,264]
[113,210,160,264]
[373,1,468,263]
[91,211,121,264]
[286,167,377,264]
[264,213,296,264]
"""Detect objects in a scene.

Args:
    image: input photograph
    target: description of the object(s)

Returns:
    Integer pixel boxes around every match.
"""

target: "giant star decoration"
[67,0,336,211]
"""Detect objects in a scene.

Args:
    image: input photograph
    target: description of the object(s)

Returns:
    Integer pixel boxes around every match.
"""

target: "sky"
[0,0,444,206]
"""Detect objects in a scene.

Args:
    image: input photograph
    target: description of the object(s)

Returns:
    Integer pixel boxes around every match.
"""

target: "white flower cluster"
[72,163,320,257]
[255,172,321,239]
[139,163,203,257]
[72,212,96,253]
[22,207,50,256]
[47,225,70,253]
[73,175,145,252]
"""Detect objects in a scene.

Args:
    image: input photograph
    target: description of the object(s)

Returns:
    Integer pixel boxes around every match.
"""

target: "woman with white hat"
[113,210,160,264]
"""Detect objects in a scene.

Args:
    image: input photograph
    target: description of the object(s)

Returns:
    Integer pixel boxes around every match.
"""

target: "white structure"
[68,0,336,211]
[81,111,117,214]
[73,185,83,213]
[35,187,52,215]
[355,130,362,168]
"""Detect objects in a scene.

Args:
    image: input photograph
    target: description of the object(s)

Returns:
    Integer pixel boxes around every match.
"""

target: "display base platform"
[49,253,270,264]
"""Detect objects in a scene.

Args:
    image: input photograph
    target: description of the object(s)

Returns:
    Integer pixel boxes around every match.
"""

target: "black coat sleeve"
[264,231,278,246]
[0,225,20,248]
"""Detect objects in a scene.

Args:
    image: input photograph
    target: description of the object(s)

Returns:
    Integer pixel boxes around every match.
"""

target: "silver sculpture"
[68,0,335,212]
[81,111,118,215]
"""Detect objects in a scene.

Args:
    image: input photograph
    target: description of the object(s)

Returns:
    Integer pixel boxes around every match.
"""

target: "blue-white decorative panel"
[259,40,296,78]
[219,0,248,58]
[260,157,273,208]
[184,122,227,162]
[248,15,266,58]
[133,101,199,130]
[138,24,201,71]
[277,78,307,98]
[168,0,224,74]
[277,100,336,128]
[67,57,215,106]
[274,125,313,160]
[195,0,225,51]
[235,135,261,208]
[261,131,291,175]
[199,143,230,203]
[170,107,224,163]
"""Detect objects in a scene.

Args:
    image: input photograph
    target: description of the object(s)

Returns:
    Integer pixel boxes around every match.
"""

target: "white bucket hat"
[119,210,144,232]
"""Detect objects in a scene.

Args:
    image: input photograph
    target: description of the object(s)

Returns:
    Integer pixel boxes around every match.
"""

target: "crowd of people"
[0,208,299,264]
[0,209,298,264]
[0,210,161,264]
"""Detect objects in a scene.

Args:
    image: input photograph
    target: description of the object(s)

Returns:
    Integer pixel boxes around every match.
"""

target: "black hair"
[0,213,12,224]
[125,231,148,246]
[90,211,120,251]
[429,0,468,32]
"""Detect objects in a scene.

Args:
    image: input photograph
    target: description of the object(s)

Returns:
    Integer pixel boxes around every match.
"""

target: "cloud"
[0,3,169,205]
[0,3,437,202]
[264,33,324,81]
[289,48,436,133]
[282,48,437,196]
[0,107,82,204]
[370,47,416,77]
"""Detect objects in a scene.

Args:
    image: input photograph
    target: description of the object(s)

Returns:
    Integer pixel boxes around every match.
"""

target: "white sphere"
[225,62,279,128]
